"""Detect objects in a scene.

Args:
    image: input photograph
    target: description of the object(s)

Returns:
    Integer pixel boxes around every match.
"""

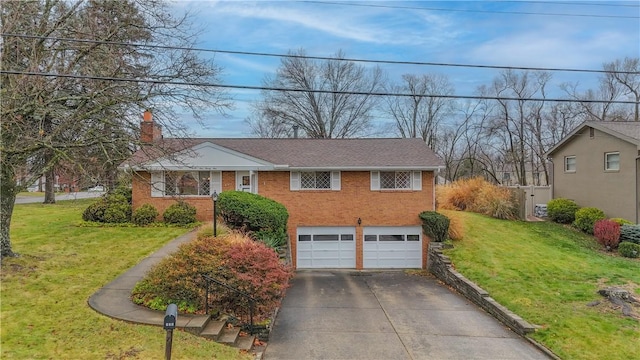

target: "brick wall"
[132,170,436,269]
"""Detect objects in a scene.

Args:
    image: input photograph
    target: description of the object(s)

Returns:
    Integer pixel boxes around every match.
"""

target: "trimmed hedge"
[419,211,450,243]
[618,242,640,258]
[132,204,159,226]
[218,191,289,244]
[163,201,197,225]
[547,198,579,224]
[574,207,606,234]
[620,224,640,245]
[82,193,132,223]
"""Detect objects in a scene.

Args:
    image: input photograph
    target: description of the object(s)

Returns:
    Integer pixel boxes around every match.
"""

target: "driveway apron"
[263,271,550,360]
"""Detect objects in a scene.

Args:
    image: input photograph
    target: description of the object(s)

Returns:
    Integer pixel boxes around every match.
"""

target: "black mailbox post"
[164,304,178,360]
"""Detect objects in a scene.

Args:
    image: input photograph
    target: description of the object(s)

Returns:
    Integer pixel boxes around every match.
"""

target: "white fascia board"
[287,166,443,171]
[134,141,275,171]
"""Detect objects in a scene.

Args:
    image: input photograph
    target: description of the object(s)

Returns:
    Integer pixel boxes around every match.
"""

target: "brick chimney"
[140,110,162,143]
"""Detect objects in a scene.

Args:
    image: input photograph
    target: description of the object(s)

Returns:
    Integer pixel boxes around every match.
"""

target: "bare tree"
[604,57,640,121]
[383,73,454,149]
[248,49,384,138]
[0,0,231,257]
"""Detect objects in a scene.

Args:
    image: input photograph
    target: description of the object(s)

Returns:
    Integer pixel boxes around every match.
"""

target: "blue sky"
[171,1,640,137]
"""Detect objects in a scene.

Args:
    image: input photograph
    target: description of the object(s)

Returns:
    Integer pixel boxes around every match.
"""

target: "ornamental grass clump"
[436,177,519,219]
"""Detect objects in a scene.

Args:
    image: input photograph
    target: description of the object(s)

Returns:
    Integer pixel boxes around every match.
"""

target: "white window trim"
[290,171,340,191]
[371,171,422,191]
[605,152,620,172]
[150,170,221,197]
[564,156,576,173]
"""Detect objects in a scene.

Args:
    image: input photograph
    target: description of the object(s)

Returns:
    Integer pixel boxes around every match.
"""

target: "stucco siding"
[551,127,638,222]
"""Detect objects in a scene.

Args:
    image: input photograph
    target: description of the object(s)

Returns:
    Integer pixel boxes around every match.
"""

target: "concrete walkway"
[87,230,209,329]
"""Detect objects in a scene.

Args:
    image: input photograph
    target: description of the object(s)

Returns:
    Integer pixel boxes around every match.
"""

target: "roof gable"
[546,121,640,157]
[134,141,274,171]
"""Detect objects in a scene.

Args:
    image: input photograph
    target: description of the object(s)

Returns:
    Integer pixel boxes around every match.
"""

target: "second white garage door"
[297,227,356,268]
[363,226,423,268]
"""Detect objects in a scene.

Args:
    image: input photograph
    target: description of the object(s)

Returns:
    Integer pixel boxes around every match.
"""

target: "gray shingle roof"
[128,137,444,170]
[546,121,640,156]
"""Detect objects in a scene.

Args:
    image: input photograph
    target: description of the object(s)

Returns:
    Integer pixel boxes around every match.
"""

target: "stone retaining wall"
[428,242,536,336]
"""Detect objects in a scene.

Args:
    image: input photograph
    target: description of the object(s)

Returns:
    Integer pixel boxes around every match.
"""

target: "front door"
[236,171,251,192]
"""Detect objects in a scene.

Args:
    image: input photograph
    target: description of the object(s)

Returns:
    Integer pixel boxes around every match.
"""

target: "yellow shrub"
[439,210,465,240]
[437,177,519,220]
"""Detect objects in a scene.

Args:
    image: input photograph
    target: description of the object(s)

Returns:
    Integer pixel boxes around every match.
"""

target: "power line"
[300,1,640,19]
[2,69,637,105]
[499,1,639,7]
[2,33,636,75]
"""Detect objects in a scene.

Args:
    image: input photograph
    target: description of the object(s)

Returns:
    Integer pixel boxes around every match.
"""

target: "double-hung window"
[564,156,576,172]
[605,152,620,171]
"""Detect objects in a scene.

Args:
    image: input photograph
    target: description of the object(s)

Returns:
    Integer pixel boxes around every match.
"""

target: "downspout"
[547,157,554,199]
[636,155,639,224]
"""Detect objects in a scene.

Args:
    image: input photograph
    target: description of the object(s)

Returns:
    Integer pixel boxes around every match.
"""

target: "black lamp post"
[212,190,218,237]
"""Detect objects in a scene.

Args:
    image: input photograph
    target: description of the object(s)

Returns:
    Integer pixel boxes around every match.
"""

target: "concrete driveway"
[263,271,550,360]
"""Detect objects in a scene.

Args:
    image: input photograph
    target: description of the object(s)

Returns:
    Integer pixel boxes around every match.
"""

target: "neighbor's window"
[300,171,331,189]
[605,152,620,171]
[380,171,411,189]
[165,171,211,196]
[564,156,576,172]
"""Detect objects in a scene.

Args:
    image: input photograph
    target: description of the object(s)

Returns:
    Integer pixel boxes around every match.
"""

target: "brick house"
[125,113,444,269]
[546,121,640,223]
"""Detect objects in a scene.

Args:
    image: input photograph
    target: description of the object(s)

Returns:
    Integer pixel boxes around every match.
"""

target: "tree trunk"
[43,150,56,204]
[1,164,18,258]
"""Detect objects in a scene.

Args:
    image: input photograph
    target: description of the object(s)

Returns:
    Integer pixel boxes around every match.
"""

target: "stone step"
[199,320,226,340]
[235,334,255,351]
[181,315,211,336]
[218,326,241,345]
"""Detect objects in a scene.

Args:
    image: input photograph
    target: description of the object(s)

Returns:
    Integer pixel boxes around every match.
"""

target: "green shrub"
[218,191,289,236]
[82,193,131,223]
[618,242,640,258]
[620,224,640,245]
[132,232,293,322]
[547,198,579,224]
[111,185,132,204]
[163,201,197,225]
[255,229,287,249]
[419,211,450,243]
[593,219,620,251]
[611,218,633,226]
[132,204,159,226]
[573,207,606,234]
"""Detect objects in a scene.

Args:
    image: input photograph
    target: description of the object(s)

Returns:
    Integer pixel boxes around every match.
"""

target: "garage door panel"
[363,226,422,269]
[297,227,356,269]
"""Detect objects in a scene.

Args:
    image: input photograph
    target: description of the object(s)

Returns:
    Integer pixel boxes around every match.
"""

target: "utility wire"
[499,1,639,7]
[300,1,640,19]
[2,33,637,75]
[2,69,637,105]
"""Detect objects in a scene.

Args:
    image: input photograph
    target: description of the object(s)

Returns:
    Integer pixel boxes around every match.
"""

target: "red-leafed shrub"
[132,232,293,322]
[593,219,621,251]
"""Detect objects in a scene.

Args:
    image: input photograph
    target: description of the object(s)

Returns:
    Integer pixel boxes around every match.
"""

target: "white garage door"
[297,227,356,268]
[363,226,423,268]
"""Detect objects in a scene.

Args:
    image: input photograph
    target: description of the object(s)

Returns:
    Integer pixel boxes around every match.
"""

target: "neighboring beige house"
[546,121,640,223]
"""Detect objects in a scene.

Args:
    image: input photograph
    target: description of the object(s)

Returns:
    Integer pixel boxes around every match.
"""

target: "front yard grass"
[1,199,250,360]
[444,211,639,360]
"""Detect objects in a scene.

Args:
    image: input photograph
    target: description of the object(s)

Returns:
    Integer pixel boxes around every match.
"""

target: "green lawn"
[1,200,250,360]
[444,211,640,360]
